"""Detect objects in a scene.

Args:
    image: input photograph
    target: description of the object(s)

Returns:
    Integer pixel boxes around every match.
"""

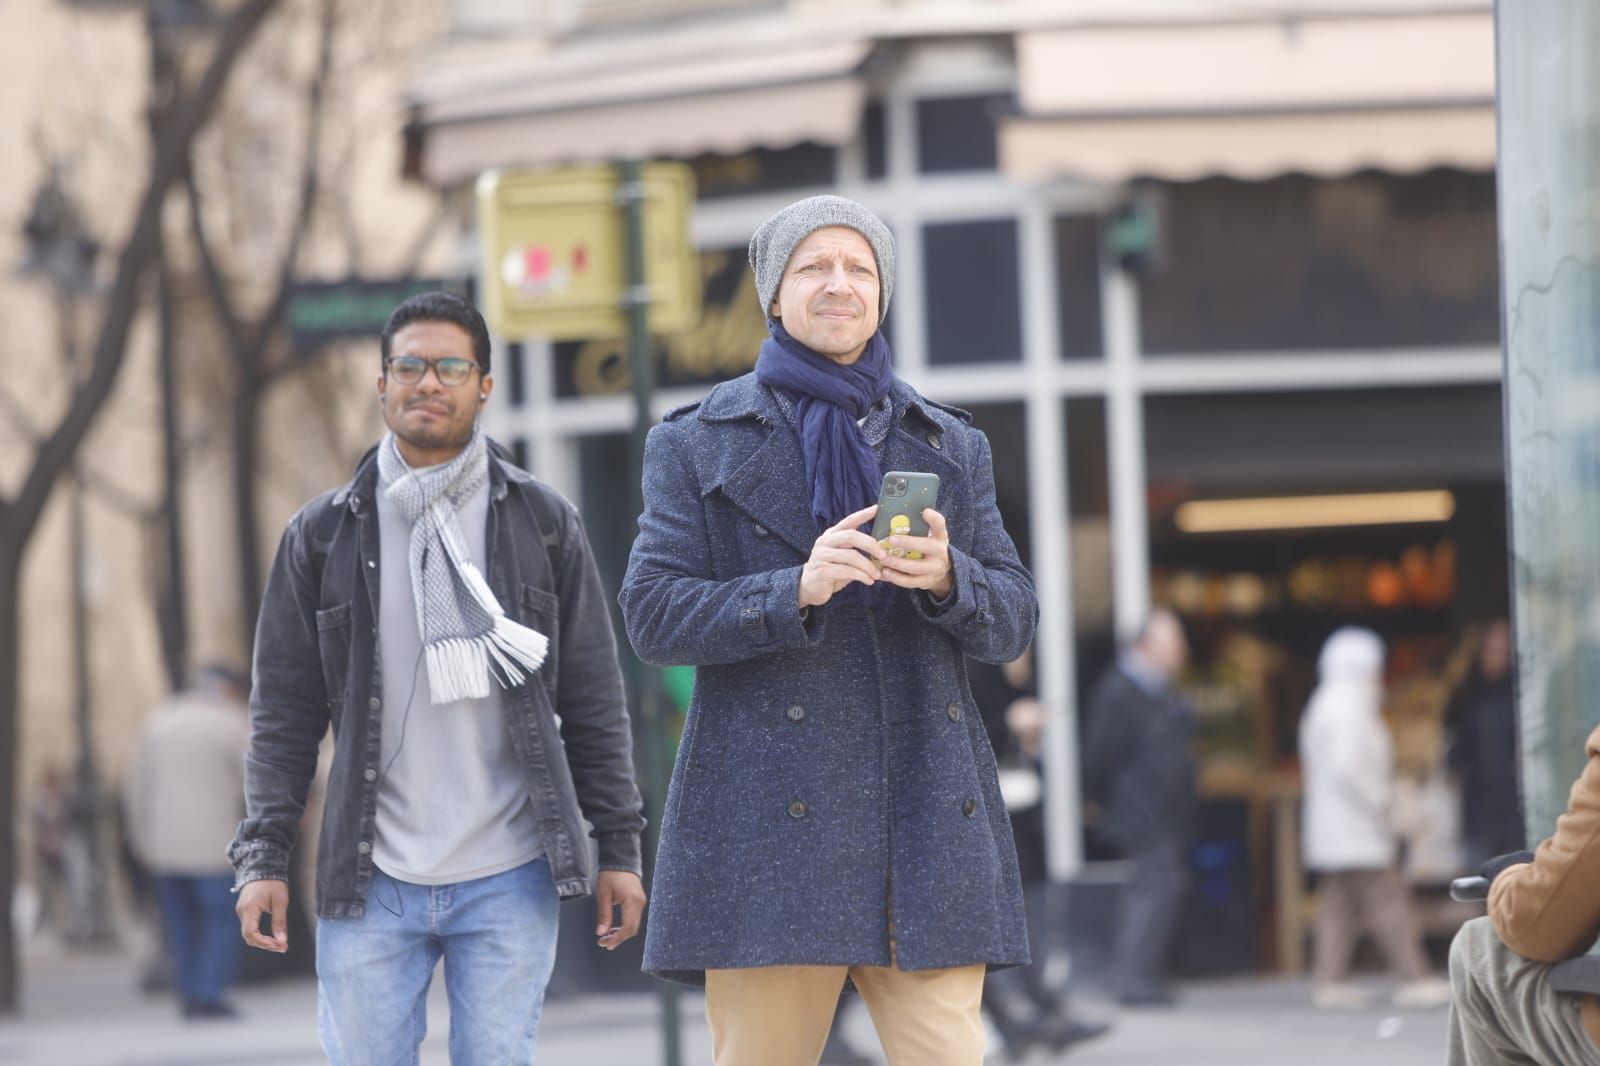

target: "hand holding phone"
[872,472,953,598]
[872,472,940,558]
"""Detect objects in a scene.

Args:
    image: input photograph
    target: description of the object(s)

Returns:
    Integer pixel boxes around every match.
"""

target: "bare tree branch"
[258,0,336,383]
[3,0,279,533]
[0,383,41,445]
[183,170,248,355]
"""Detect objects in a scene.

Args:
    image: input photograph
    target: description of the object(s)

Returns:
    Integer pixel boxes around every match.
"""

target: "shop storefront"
[406,2,1503,974]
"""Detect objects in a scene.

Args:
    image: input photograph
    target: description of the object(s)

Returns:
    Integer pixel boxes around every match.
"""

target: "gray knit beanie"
[748,195,895,324]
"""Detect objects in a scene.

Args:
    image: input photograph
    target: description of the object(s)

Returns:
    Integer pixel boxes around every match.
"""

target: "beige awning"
[1000,11,1496,184]
[408,33,871,186]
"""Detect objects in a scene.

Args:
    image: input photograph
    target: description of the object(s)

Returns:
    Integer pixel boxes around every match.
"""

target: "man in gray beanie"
[621,196,1039,1065]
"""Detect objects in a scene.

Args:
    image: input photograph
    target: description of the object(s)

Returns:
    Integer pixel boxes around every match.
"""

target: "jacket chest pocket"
[315,602,353,706]
[519,583,560,694]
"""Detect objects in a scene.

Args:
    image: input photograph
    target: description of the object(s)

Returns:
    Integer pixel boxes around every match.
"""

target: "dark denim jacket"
[228,442,644,917]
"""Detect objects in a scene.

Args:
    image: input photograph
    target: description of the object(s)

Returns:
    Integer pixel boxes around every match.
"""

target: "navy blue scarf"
[754,319,895,533]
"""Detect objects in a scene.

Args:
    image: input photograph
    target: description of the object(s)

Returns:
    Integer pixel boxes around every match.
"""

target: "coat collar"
[702,374,965,555]
[697,373,961,433]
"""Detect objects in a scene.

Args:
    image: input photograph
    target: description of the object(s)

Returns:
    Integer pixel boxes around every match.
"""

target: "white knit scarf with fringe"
[377,426,548,703]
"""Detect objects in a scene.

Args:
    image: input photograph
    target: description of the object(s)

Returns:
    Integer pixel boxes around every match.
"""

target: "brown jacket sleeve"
[1489,725,1600,962]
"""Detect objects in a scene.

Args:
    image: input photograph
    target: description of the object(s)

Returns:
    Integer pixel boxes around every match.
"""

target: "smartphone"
[871,471,940,560]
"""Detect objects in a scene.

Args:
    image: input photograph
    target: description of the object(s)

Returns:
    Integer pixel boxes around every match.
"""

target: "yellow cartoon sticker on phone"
[881,513,924,560]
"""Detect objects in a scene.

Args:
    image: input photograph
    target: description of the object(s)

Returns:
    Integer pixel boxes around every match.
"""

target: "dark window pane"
[923,219,1022,366]
[1140,170,1500,352]
[863,101,887,180]
[689,143,835,200]
[963,402,1029,568]
[1055,216,1103,359]
[504,341,526,406]
[916,94,1010,174]
[510,437,529,471]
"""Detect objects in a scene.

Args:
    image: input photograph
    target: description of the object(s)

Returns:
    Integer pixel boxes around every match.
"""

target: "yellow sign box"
[477,165,701,340]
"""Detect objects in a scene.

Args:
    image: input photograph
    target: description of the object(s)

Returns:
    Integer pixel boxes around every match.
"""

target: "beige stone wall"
[2,0,456,896]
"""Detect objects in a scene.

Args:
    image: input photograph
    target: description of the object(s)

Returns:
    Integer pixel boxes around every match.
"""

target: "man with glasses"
[229,291,646,1063]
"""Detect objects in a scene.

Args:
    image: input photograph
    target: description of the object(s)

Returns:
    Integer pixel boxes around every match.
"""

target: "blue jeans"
[151,873,242,1008]
[316,859,560,1066]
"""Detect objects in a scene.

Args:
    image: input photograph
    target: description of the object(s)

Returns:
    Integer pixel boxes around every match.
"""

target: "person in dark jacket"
[1446,619,1524,868]
[620,195,1037,1066]
[229,292,646,1065]
[1081,607,1195,1006]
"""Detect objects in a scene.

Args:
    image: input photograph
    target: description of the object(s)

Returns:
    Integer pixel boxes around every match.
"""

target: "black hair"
[380,291,492,374]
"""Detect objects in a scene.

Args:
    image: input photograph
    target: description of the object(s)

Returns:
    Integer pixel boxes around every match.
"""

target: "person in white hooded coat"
[1299,627,1450,1010]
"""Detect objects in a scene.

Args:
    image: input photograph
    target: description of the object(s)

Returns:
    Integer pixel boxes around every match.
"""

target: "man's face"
[1480,620,1513,681]
[1142,612,1189,679]
[376,320,491,464]
[770,226,881,365]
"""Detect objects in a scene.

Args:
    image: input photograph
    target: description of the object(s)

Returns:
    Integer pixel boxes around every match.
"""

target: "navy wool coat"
[620,372,1037,985]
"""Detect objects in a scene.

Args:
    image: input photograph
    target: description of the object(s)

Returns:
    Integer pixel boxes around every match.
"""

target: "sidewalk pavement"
[1,939,1450,1065]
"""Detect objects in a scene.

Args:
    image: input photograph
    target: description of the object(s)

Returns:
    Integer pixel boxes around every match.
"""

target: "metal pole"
[617,159,681,1066]
[1102,266,1151,642]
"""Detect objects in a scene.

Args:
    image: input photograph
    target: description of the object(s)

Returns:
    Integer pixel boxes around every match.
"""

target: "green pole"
[618,159,681,1066]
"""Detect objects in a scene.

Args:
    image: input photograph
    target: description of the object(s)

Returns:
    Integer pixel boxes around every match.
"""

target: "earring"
[479,394,488,401]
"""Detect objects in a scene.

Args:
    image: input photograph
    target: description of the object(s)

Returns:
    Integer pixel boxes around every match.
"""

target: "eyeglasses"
[384,355,481,387]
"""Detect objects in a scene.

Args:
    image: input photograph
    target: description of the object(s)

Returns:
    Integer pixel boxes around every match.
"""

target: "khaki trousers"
[1312,867,1428,986]
[705,962,987,1066]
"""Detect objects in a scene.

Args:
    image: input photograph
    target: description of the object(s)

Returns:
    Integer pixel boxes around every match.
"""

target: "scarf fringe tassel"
[424,618,549,704]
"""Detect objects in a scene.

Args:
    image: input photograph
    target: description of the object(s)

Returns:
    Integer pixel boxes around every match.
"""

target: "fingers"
[827,504,878,533]
[268,890,289,952]
[597,874,647,950]
[594,878,615,939]
[238,881,290,953]
[814,544,883,581]
[921,508,949,540]
[600,889,645,950]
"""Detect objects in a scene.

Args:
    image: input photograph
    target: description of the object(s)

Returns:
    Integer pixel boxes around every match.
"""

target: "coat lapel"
[701,376,819,557]
[718,426,822,556]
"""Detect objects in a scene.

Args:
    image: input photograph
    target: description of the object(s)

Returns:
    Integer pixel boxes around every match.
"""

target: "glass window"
[503,341,526,407]
[962,402,1029,569]
[1139,171,1500,353]
[923,219,1022,366]
[862,101,887,180]
[1063,397,1115,728]
[1054,215,1103,359]
[1497,3,1600,841]
[689,143,836,201]
[916,94,1010,174]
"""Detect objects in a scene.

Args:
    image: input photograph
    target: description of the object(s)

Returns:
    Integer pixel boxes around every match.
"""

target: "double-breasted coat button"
[947,702,962,722]
[357,841,372,854]
[928,432,943,450]
[962,798,977,818]
[786,704,806,723]
[364,768,378,782]
[753,522,770,538]
[788,800,808,819]
[368,696,381,711]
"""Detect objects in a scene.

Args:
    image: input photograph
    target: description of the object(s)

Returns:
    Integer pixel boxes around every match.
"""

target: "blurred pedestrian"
[621,195,1037,1066]
[973,649,1110,1058]
[229,292,646,1064]
[1445,619,1524,868]
[1082,607,1195,1007]
[125,664,249,1018]
[29,765,68,936]
[1299,627,1450,1010]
